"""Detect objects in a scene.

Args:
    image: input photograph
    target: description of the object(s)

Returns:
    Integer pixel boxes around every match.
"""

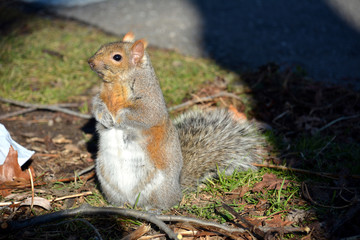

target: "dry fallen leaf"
[20,197,51,210]
[252,173,290,194]
[286,209,308,223]
[196,76,227,97]
[228,104,248,121]
[0,146,35,197]
[265,214,293,227]
[63,144,80,153]
[232,185,250,198]
[126,224,151,240]
[52,134,72,144]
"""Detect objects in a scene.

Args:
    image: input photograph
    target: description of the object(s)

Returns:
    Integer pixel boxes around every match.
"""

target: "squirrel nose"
[88,59,95,69]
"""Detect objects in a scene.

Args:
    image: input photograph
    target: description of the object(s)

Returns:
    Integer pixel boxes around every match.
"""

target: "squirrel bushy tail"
[174,109,266,189]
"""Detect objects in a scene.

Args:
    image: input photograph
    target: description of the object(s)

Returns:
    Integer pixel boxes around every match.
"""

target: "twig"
[0,171,95,190]
[222,204,295,239]
[252,163,360,179]
[0,103,82,120]
[221,203,256,232]
[0,191,93,207]
[138,233,165,239]
[272,110,290,124]
[34,153,60,158]
[156,214,309,235]
[302,183,356,209]
[158,214,245,233]
[167,92,242,112]
[56,103,82,107]
[315,135,336,159]
[2,204,309,237]
[0,108,37,120]
[53,191,93,202]
[2,205,181,240]
[309,92,352,115]
[0,201,21,207]
[28,168,34,210]
[168,230,222,238]
[221,203,258,239]
[0,97,91,119]
[317,114,360,132]
[77,165,95,176]
[42,49,64,59]
[221,203,253,229]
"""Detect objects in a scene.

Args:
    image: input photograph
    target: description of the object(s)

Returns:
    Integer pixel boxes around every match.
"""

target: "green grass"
[0,8,234,106]
[291,134,360,174]
[177,168,306,223]
[0,17,109,104]
[2,5,358,239]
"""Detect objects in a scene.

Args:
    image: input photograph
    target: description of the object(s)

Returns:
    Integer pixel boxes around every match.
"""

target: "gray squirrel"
[88,32,266,210]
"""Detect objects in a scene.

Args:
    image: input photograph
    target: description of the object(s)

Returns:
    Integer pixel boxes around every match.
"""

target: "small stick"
[3,205,181,240]
[0,108,36,120]
[34,153,60,158]
[221,203,254,230]
[317,114,360,132]
[53,191,93,202]
[0,171,95,190]
[0,103,81,120]
[272,110,290,124]
[28,168,35,210]
[168,92,242,112]
[252,163,360,179]
[138,233,165,240]
[156,214,308,235]
[302,183,355,209]
[221,203,259,239]
[0,191,93,207]
[77,165,95,176]
[2,205,309,237]
[0,201,21,207]
[0,97,91,119]
[315,135,336,159]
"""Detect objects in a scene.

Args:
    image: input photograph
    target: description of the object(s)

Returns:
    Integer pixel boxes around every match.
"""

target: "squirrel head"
[88,32,148,83]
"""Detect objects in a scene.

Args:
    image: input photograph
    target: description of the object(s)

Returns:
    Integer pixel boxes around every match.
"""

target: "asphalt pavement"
[29,0,360,88]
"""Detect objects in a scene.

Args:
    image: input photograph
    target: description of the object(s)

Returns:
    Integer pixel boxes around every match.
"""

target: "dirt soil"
[1,63,360,239]
[0,104,96,179]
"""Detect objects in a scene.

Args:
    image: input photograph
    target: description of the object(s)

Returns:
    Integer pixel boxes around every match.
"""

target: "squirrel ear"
[123,32,135,42]
[131,39,148,65]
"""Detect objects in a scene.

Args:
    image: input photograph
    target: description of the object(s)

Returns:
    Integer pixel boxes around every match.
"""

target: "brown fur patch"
[143,122,168,170]
[100,82,132,118]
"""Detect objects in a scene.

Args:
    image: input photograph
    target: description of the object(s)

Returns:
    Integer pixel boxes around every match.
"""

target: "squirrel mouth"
[94,71,104,78]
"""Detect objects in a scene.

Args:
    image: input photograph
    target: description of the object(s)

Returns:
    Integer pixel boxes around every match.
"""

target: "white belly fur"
[96,127,163,207]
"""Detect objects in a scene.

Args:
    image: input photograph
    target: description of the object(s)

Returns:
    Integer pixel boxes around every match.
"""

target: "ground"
[0,2,360,240]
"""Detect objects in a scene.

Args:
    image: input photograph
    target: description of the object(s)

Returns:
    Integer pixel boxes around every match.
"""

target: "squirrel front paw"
[92,95,115,128]
[95,111,114,129]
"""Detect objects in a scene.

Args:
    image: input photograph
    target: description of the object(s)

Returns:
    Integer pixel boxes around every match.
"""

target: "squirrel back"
[89,32,266,210]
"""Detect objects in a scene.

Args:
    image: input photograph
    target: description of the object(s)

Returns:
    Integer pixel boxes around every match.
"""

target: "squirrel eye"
[113,54,122,61]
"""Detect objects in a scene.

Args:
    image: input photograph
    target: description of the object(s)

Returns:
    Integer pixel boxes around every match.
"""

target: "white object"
[0,124,35,166]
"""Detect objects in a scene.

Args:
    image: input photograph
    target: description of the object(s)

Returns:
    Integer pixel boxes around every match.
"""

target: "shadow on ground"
[191,0,360,87]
